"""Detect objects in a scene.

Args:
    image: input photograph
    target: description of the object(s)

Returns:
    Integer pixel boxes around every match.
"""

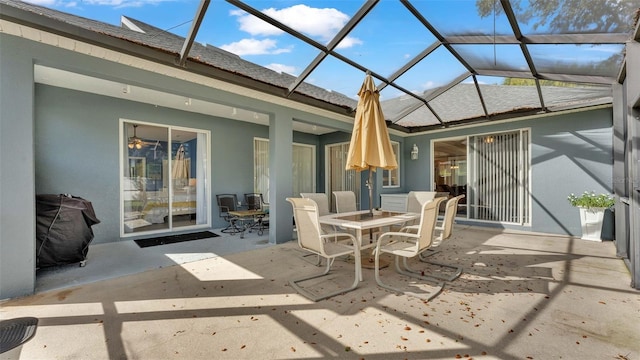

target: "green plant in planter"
[567,191,615,209]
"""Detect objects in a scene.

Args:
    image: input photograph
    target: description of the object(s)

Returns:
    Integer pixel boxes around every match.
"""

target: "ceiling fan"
[128,124,144,149]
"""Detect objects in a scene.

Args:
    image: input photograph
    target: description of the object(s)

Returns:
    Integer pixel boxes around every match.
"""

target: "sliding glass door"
[121,120,210,235]
[468,130,530,224]
[433,129,530,225]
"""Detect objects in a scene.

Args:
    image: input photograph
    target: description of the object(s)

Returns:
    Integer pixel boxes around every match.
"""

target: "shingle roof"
[0,0,358,113]
[0,0,618,132]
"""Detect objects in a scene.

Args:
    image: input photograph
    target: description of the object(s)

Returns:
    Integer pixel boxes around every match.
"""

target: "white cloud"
[336,36,363,49]
[422,80,438,89]
[231,9,284,37]
[232,4,357,46]
[220,38,291,56]
[264,63,297,75]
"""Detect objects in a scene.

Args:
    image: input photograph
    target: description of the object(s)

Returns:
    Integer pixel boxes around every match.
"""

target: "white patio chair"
[373,197,446,301]
[300,193,331,216]
[406,191,437,213]
[333,191,357,213]
[299,193,335,265]
[287,197,361,302]
[418,194,466,281]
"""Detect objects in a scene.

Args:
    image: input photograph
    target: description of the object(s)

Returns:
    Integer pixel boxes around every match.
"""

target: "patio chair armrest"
[320,232,357,244]
[400,224,419,233]
[375,231,418,246]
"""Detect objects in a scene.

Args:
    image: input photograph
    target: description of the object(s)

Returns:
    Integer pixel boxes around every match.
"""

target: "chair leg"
[416,255,463,281]
[374,252,444,302]
[302,253,323,266]
[418,248,441,259]
[290,253,360,302]
[220,217,242,234]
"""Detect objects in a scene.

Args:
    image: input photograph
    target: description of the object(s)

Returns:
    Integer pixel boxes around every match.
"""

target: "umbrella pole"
[368,169,373,216]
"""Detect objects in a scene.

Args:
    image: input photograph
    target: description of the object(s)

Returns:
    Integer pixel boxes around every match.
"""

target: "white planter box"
[578,207,606,241]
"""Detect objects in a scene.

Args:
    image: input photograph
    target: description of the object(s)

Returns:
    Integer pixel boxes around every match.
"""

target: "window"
[433,129,530,225]
[253,138,315,203]
[383,141,400,187]
[121,120,210,236]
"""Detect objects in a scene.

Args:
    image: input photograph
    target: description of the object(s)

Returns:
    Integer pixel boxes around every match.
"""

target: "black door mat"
[134,231,219,248]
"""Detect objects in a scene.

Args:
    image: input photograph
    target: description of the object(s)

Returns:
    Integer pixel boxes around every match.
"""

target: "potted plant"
[567,191,615,241]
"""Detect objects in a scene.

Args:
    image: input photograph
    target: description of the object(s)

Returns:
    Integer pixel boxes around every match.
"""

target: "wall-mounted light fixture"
[411,144,419,160]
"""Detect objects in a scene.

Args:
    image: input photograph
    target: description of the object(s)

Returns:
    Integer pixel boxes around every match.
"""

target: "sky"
[18,0,628,99]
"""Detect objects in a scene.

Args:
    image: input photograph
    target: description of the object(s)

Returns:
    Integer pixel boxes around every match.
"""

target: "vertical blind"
[254,138,315,203]
[328,143,360,211]
[469,130,530,224]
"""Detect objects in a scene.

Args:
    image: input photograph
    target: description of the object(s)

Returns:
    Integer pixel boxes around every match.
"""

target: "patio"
[2,226,638,359]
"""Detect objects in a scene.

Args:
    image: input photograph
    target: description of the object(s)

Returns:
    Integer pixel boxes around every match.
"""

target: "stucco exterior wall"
[34,84,328,244]
[403,107,613,237]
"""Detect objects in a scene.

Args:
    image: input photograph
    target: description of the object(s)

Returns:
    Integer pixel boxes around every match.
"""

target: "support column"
[0,35,36,299]
[268,112,293,244]
[625,39,640,289]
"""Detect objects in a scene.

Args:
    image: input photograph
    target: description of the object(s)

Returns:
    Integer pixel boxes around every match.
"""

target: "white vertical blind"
[254,138,270,202]
[327,143,360,211]
[470,130,530,224]
[292,143,315,198]
[195,132,207,224]
[254,138,315,203]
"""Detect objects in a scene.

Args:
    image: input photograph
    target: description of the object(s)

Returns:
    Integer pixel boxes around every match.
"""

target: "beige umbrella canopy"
[346,73,398,214]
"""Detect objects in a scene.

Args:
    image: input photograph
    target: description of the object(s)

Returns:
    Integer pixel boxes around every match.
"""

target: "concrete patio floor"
[1,225,638,359]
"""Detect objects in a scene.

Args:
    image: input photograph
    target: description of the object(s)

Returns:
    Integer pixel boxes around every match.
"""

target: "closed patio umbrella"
[172,144,189,188]
[346,73,398,215]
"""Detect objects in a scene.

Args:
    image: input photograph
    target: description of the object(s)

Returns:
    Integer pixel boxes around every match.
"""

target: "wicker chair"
[216,194,240,234]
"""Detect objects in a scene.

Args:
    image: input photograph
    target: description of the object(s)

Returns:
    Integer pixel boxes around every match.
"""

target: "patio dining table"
[319,209,419,251]
[228,209,267,238]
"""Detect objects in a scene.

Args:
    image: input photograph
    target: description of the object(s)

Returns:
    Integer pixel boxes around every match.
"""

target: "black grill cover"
[36,194,100,268]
